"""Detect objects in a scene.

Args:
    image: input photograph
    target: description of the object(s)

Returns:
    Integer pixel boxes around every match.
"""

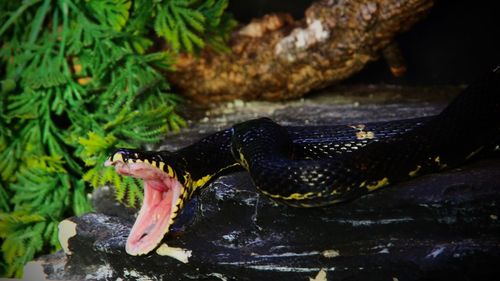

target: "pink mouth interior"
[105,159,183,256]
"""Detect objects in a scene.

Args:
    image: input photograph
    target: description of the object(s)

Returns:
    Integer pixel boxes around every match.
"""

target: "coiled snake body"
[106,68,500,255]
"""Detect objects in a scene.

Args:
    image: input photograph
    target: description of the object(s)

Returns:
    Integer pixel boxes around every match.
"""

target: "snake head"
[105,148,187,256]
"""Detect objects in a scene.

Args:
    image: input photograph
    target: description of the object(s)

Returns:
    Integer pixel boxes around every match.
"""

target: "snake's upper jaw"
[105,151,184,256]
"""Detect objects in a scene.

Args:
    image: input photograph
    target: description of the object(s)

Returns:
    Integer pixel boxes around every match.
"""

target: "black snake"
[105,68,500,255]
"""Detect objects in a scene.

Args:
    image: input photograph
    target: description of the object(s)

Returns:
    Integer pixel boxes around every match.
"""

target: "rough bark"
[169,0,434,104]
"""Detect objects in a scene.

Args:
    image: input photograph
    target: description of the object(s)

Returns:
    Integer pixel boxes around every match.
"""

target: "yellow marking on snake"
[158,162,165,171]
[111,153,124,163]
[183,173,192,185]
[175,197,183,210]
[300,203,315,208]
[408,165,421,177]
[193,174,212,189]
[350,124,375,140]
[187,162,240,191]
[356,131,375,140]
[238,149,250,170]
[466,146,484,160]
[433,156,448,169]
[151,160,157,167]
[167,165,175,177]
[261,190,317,200]
[181,190,189,204]
[330,189,340,195]
[434,156,440,164]
[366,177,389,191]
[187,162,241,192]
[172,198,182,214]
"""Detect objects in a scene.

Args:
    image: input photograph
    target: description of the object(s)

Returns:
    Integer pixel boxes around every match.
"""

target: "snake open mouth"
[105,154,183,256]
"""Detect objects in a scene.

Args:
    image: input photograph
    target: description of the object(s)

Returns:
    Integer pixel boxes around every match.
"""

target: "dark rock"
[91,185,136,220]
[47,159,500,281]
[36,86,500,280]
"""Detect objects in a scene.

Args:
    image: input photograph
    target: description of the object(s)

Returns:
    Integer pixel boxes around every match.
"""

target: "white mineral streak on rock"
[222,231,239,242]
[219,261,336,273]
[58,219,77,255]
[85,263,114,280]
[336,217,414,226]
[250,249,340,259]
[275,20,330,61]
[252,251,320,258]
[243,265,335,273]
[123,269,156,281]
[378,248,390,254]
[309,268,328,281]
[426,246,446,259]
[156,243,192,263]
[206,272,229,281]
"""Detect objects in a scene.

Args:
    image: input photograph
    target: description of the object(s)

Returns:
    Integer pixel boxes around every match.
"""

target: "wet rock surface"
[37,86,500,280]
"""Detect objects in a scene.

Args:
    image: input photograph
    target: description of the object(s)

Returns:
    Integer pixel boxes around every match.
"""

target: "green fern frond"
[0,182,10,212]
[105,172,143,208]
[123,177,143,208]
[25,155,66,174]
[83,166,144,208]
[86,0,132,31]
[0,212,45,236]
[78,132,117,166]
[72,180,92,216]
[154,0,231,53]
[0,0,233,276]
[0,214,46,278]
[42,221,61,249]
[0,139,22,182]
[82,167,101,189]
[114,176,127,202]
[10,167,69,214]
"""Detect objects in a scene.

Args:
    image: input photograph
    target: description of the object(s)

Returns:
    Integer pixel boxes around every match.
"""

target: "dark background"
[228,0,500,85]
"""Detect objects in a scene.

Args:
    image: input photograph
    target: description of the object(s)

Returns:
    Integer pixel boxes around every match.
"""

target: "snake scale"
[106,68,500,255]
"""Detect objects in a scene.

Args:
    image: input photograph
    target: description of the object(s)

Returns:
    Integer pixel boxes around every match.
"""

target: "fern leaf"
[86,0,132,31]
[0,181,10,212]
[0,212,45,235]
[0,217,46,278]
[72,180,92,216]
[125,177,143,208]
[78,132,117,166]
[0,0,232,276]
[83,167,101,189]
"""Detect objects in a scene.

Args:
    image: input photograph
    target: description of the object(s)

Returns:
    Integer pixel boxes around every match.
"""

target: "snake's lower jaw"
[106,157,183,256]
[126,177,183,256]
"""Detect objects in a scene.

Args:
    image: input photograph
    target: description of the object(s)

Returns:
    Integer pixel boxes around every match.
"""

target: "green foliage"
[154,0,236,52]
[0,0,232,277]
[0,212,47,277]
